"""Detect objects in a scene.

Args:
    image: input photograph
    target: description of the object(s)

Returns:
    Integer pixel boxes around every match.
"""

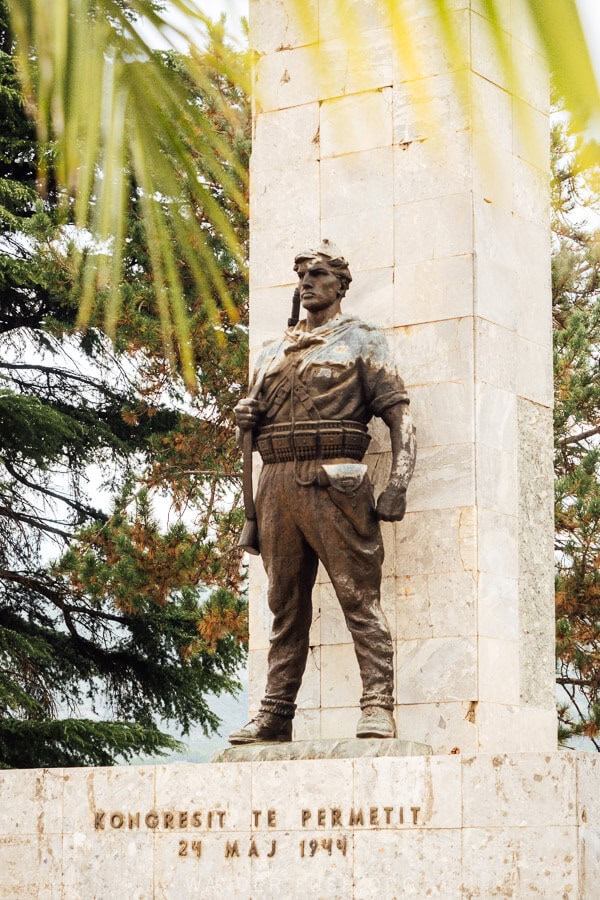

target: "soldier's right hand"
[234,397,265,432]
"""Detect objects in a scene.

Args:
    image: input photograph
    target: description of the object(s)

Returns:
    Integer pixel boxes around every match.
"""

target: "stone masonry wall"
[1,753,598,897]
[246,0,556,753]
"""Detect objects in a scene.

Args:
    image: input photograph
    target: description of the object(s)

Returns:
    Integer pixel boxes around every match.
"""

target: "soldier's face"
[296,258,341,313]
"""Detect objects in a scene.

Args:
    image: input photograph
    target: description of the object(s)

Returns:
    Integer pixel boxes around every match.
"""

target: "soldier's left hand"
[376,481,407,521]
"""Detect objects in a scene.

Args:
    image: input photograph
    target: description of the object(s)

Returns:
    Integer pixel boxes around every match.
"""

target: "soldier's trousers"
[255,460,395,717]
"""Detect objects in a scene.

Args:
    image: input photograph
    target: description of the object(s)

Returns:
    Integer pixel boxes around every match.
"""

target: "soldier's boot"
[228,711,293,745]
[356,706,396,739]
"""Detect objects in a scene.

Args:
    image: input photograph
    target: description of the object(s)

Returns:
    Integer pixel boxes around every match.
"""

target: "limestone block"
[343,266,395,328]
[320,146,393,218]
[253,45,320,113]
[395,636,477,703]
[407,380,475,450]
[320,205,394,271]
[0,768,63,836]
[462,753,577,827]
[394,251,473,325]
[515,335,553,406]
[514,235,552,347]
[397,700,478,755]
[296,646,321,710]
[475,443,518,516]
[511,0,545,54]
[393,133,472,205]
[478,508,517,578]
[154,762,251,833]
[513,155,551,225]
[320,89,393,158]
[155,832,234,900]
[462,826,578,898]
[473,703,525,753]
[251,159,319,232]
[399,0,471,21]
[472,73,512,147]
[475,318,517,393]
[579,827,600,899]
[319,0,391,36]
[475,381,517,453]
[513,98,550,172]
[473,203,519,332]
[248,563,270,652]
[475,263,519,341]
[393,11,470,83]
[250,218,319,290]
[396,571,477,640]
[512,706,557,752]
[478,637,519,705]
[353,755,462,828]
[248,648,268,712]
[395,193,473,263]
[249,0,318,54]
[320,706,357,739]
[473,139,512,209]
[62,832,154,897]
[395,506,477,576]
[408,442,475,511]
[62,766,154,835]
[319,28,393,98]
[470,10,511,92]
[577,754,600,826]
[518,399,558,712]
[512,39,549,111]
[161,832,253,899]
[321,643,362,708]
[395,317,475,387]
[0,835,62,897]
[470,0,512,31]
[252,104,320,173]
[477,572,519,641]
[252,758,353,831]
[293,707,320,741]
[251,830,354,899]
[249,284,296,348]
[355,828,462,897]
[393,72,470,147]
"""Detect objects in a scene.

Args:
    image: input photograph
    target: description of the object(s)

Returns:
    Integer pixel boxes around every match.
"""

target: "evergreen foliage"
[552,115,600,748]
[0,3,249,768]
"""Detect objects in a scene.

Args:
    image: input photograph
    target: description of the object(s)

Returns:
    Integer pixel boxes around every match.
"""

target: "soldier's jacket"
[251,314,409,425]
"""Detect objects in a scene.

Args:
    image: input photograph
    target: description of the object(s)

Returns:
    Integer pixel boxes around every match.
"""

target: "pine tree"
[0,3,249,768]
[552,114,600,748]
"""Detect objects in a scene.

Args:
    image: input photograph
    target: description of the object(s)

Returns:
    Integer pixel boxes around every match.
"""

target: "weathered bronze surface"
[231,242,416,743]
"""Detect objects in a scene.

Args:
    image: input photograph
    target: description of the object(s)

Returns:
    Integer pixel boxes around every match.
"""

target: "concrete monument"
[1,2,599,897]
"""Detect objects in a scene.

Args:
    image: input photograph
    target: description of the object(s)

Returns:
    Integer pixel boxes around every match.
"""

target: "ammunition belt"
[256,420,371,464]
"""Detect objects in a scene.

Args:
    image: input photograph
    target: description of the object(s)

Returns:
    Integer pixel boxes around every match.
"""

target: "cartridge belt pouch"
[318,463,377,538]
[256,420,371,464]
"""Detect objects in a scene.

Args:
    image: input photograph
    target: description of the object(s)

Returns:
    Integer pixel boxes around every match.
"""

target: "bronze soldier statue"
[229,242,416,743]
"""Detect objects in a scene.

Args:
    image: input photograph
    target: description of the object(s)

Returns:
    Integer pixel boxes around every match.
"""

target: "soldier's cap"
[293,240,352,287]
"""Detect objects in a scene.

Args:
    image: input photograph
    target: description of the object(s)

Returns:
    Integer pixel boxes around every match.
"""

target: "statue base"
[0,751,597,897]
[212,737,432,763]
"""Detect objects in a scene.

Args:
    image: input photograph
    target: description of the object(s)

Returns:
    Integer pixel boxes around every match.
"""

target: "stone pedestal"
[247,0,556,754]
[1,754,598,897]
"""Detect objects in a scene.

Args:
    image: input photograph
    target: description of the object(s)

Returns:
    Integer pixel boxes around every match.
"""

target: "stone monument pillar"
[247,0,556,753]
[3,5,600,897]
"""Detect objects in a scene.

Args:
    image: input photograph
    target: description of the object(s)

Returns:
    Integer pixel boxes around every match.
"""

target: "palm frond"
[8,1,248,386]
